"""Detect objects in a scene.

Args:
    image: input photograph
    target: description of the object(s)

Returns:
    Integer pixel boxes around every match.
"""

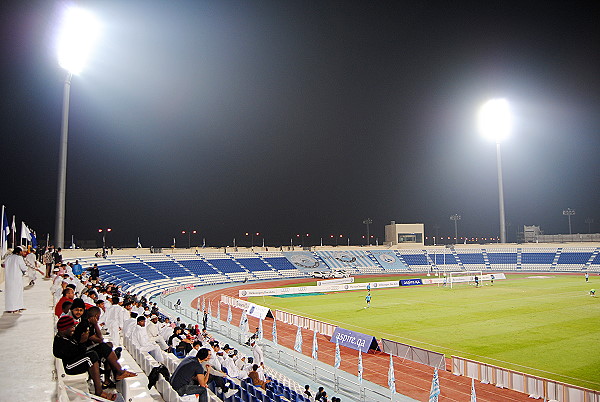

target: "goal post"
[448,271,483,289]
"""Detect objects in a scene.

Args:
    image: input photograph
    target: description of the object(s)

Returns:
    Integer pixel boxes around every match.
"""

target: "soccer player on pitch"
[365,292,371,308]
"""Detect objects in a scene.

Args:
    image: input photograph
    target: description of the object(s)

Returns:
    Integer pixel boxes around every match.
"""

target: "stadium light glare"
[54,6,100,248]
[478,98,511,143]
[478,98,511,243]
[57,7,100,75]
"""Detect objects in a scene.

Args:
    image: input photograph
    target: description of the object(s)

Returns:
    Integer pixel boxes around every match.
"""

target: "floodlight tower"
[478,98,511,243]
[450,214,461,242]
[362,218,372,246]
[563,208,575,235]
[54,7,99,248]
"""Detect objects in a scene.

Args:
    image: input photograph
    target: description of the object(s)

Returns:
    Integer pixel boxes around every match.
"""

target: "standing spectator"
[53,247,63,267]
[43,246,54,278]
[25,248,44,286]
[3,246,28,313]
[72,260,83,278]
[251,341,264,366]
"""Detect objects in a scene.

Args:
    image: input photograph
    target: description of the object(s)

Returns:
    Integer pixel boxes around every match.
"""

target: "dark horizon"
[2,1,599,248]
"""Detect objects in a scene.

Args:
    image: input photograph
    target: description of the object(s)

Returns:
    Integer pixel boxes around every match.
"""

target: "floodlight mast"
[478,99,511,244]
[54,7,99,248]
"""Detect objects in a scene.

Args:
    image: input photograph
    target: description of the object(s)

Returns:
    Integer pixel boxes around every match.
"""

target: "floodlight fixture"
[478,98,511,143]
[57,6,100,75]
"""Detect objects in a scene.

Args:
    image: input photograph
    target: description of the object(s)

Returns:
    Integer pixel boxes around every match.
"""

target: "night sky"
[1,1,599,247]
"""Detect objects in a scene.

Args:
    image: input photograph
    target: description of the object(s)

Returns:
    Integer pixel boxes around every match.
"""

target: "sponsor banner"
[370,250,408,270]
[317,277,355,286]
[239,279,402,297]
[220,295,270,320]
[246,303,270,320]
[161,284,196,296]
[283,252,327,271]
[331,327,379,353]
[400,278,423,286]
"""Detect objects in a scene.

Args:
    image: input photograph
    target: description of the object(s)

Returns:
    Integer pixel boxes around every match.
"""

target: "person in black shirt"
[170,348,211,402]
[53,316,135,400]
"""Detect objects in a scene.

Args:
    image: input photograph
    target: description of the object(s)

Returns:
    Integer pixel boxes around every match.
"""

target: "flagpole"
[11,215,16,248]
[0,205,6,256]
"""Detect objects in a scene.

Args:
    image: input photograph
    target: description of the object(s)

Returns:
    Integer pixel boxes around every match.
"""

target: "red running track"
[191,278,532,402]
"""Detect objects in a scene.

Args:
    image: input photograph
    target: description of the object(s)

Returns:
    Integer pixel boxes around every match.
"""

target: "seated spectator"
[59,301,72,317]
[130,316,165,364]
[147,314,168,350]
[222,350,246,379]
[315,387,325,401]
[170,348,212,401]
[53,316,135,401]
[55,287,75,317]
[304,384,312,398]
[317,391,328,402]
[248,364,271,390]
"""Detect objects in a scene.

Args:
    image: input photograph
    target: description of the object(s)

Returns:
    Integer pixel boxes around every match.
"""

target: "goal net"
[448,271,483,289]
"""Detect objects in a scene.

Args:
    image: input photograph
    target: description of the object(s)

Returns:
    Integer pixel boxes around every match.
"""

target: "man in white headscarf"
[3,246,28,313]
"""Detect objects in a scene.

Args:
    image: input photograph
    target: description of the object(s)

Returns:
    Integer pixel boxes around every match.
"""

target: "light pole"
[245,232,260,248]
[362,218,372,246]
[450,215,461,243]
[54,7,99,248]
[478,98,511,243]
[585,217,593,234]
[181,230,197,248]
[98,228,111,248]
[563,208,575,235]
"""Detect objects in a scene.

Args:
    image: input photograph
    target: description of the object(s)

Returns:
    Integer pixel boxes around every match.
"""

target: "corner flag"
[388,354,396,394]
[334,341,341,369]
[294,326,303,353]
[358,350,363,384]
[429,368,440,402]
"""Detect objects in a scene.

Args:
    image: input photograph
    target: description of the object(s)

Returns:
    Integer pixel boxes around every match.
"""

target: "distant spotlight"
[57,6,100,75]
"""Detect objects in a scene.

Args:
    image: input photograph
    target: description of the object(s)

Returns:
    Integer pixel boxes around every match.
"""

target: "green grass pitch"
[249,274,600,390]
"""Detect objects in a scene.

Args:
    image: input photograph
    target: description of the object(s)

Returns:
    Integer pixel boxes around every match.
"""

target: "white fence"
[275,310,337,337]
[452,356,600,402]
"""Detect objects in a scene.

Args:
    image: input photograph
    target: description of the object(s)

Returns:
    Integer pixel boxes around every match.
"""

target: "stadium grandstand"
[1,243,600,402]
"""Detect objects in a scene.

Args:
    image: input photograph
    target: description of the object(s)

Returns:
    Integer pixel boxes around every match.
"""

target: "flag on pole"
[207,300,212,317]
[470,378,477,402]
[227,304,232,323]
[201,297,206,312]
[137,237,142,248]
[30,230,38,249]
[294,326,303,353]
[239,310,248,333]
[21,222,31,241]
[272,319,278,345]
[1,206,10,256]
[202,237,206,248]
[334,341,341,369]
[358,350,363,384]
[311,330,318,360]
[388,354,396,395]
[258,319,263,340]
[429,368,440,402]
[216,302,221,321]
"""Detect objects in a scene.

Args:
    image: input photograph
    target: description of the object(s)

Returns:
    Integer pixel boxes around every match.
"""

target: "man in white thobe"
[24,249,43,286]
[3,247,28,312]
[146,315,168,350]
[131,316,164,364]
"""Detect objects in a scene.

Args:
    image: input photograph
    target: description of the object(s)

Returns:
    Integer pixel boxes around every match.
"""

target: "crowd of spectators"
[4,246,341,401]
